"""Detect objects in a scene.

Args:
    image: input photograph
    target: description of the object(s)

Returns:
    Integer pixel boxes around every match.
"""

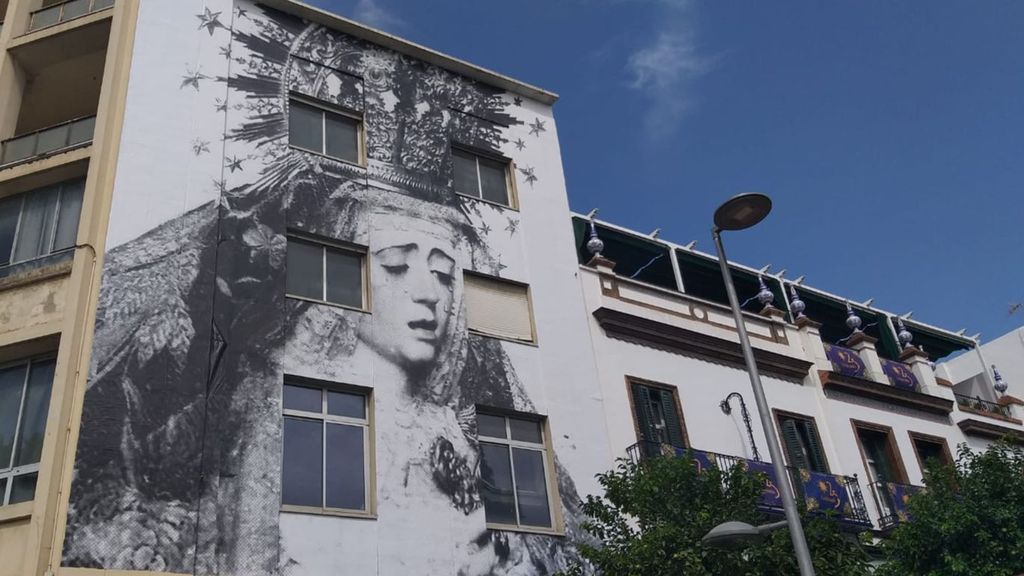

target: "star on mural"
[214,98,228,112]
[225,155,244,173]
[513,138,526,151]
[180,67,209,91]
[518,166,538,187]
[528,117,546,137]
[192,139,211,156]
[479,222,492,236]
[495,255,508,274]
[235,6,249,19]
[505,218,519,237]
[197,8,228,36]
[219,45,232,59]
[213,178,228,193]
[513,96,523,107]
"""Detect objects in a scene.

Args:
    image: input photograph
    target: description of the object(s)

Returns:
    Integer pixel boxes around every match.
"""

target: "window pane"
[35,125,69,155]
[0,478,6,505]
[14,359,55,467]
[13,187,59,262]
[324,248,363,308]
[283,384,321,413]
[452,149,480,198]
[324,113,359,163]
[282,417,322,507]
[0,196,20,266]
[479,443,516,525]
[10,473,37,505]
[477,413,507,439]
[0,365,27,469]
[512,448,551,527]
[286,240,323,300]
[510,418,543,444]
[289,101,323,153]
[52,181,85,251]
[478,156,509,205]
[61,0,90,21]
[68,116,95,146]
[325,423,365,510]
[327,391,364,419]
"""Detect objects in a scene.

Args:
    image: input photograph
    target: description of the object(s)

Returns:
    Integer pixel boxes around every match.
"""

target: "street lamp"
[711,193,816,576]
[702,520,788,550]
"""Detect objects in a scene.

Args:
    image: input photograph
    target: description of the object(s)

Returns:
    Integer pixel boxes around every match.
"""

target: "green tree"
[876,443,1024,576]
[559,452,870,576]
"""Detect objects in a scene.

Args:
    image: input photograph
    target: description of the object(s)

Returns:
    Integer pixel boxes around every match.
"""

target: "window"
[629,380,687,457]
[452,146,513,207]
[281,381,373,515]
[776,411,829,473]
[288,97,362,164]
[909,431,952,475]
[1,357,55,506]
[464,273,534,343]
[286,236,366,310]
[0,179,84,267]
[853,421,907,485]
[476,412,557,530]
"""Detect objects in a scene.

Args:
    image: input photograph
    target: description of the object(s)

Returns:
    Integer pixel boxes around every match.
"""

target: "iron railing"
[0,115,95,167]
[955,393,1012,419]
[27,0,114,32]
[869,480,923,530]
[626,441,873,528]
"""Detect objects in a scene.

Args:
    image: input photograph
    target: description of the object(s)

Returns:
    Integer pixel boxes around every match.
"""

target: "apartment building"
[1,1,1020,576]
[574,215,1022,536]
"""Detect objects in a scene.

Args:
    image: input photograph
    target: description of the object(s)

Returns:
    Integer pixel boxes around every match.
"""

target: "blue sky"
[306,0,1024,344]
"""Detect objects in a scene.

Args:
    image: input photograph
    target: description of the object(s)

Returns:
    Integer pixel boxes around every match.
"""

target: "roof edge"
[258,0,559,105]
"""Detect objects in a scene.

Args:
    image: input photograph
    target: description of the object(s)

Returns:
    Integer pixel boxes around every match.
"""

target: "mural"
[62,2,592,574]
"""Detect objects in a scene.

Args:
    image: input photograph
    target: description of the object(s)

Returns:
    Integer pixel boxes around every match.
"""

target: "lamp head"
[701,521,763,550]
[713,193,772,231]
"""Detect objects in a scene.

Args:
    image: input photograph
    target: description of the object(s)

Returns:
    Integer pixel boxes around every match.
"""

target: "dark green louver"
[779,416,828,473]
[632,383,685,451]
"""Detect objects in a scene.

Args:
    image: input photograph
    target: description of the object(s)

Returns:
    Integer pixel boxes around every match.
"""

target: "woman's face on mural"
[362,215,458,370]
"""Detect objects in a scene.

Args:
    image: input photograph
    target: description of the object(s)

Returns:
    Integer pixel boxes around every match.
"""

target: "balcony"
[27,0,113,33]
[627,441,873,529]
[955,393,1013,420]
[0,116,94,167]
[868,480,923,530]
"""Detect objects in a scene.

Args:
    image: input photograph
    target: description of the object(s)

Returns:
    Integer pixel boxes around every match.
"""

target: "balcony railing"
[0,116,95,167]
[627,441,873,528]
[27,0,114,32]
[955,393,1012,419]
[869,480,924,530]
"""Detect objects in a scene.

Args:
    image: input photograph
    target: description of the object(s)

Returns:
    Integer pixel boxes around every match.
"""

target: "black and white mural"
[62,1,605,574]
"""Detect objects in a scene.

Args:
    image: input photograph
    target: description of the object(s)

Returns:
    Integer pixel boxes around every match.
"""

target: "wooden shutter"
[780,418,809,470]
[464,274,534,342]
[632,383,657,446]
[801,419,829,473]
[657,388,686,448]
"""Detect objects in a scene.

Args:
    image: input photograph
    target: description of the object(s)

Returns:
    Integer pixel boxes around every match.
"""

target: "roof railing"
[955,393,1012,419]
[0,115,96,167]
[27,0,114,33]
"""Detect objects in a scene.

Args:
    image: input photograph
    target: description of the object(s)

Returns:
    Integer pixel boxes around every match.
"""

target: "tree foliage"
[559,452,870,576]
[876,443,1024,576]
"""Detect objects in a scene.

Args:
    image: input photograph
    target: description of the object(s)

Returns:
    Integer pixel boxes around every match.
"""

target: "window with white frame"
[476,411,556,530]
[286,236,366,310]
[288,97,362,164]
[1,356,56,506]
[0,179,84,268]
[452,145,513,207]
[281,381,372,514]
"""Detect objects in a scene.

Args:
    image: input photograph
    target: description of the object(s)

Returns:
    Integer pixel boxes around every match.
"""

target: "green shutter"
[658,388,686,449]
[780,419,809,470]
[801,420,829,473]
[632,383,657,445]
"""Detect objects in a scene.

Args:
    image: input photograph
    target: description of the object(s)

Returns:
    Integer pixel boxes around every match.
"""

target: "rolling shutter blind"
[464,274,534,342]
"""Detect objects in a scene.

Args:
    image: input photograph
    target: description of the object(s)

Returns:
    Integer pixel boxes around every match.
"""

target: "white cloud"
[352,0,404,31]
[625,0,712,138]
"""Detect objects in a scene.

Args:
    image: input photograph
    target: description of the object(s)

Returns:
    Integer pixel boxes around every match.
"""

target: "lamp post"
[711,193,816,576]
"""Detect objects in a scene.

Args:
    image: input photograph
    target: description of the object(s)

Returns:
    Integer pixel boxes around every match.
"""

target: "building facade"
[0,1,1021,576]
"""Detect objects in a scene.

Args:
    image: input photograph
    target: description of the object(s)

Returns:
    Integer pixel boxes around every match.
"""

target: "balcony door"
[853,420,908,522]
[629,379,687,456]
